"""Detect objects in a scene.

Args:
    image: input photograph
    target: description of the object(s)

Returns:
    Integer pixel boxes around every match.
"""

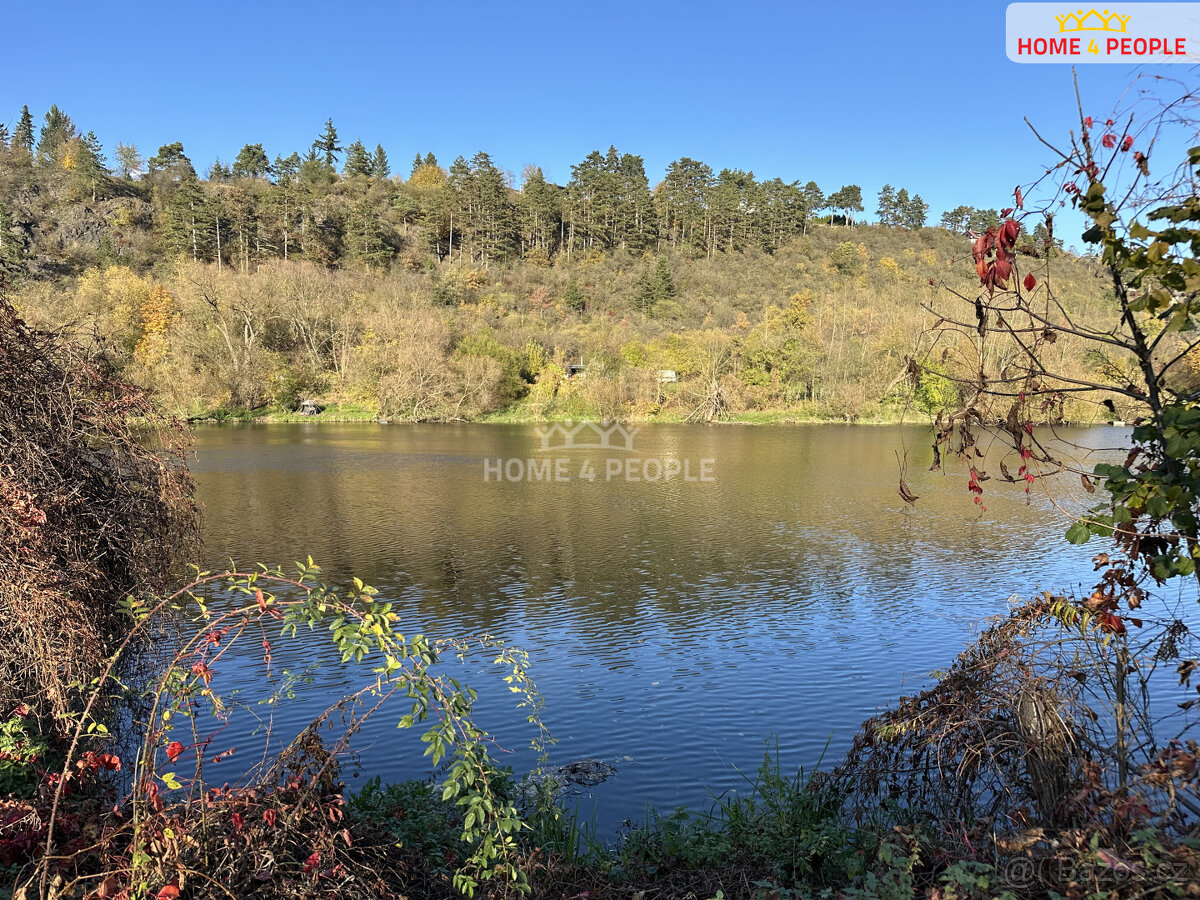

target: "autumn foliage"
[0,291,197,727]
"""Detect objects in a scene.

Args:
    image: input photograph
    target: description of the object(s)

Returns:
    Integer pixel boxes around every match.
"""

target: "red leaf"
[999,219,1020,249]
[165,742,184,763]
[96,753,122,771]
[263,808,277,828]
[304,851,321,875]
[994,257,1012,285]
[1084,116,1094,129]
[972,232,990,264]
[1015,186,1024,209]
[255,588,267,612]
[156,884,181,900]
[231,812,245,831]
[191,662,212,685]
[927,277,934,286]
[1121,135,1133,151]
[1105,118,1115,126]
[1001,207,1014,217]
[1102,133,1116,149]
[1024,272,1037,291]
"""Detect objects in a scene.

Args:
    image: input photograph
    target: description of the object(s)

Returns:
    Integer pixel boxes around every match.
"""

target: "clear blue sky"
[2,1,1195,234]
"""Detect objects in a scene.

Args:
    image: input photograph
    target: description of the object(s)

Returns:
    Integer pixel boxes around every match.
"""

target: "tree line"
[0,104,937,278]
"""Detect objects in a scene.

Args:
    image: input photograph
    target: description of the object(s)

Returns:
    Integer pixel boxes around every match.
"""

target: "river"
[189,422,1121,832]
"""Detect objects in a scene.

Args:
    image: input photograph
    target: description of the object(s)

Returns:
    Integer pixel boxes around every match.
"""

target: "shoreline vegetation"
[188,405,1124,427]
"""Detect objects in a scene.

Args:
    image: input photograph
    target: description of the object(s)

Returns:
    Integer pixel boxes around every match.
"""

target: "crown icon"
[534,420,639,452]
[1055,8,1131,32]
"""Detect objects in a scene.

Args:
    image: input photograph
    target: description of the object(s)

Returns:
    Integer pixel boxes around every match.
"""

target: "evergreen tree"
[274,152,300,181]
[828,185,863,226]
[147,142,197,182]
[410,153,424,177]
[312,118,342,168]
[518,166,562,252]
[876,184,897,226]
[0,124,8,150]
[799,181,824,234]
[208,159,231,181]
[424,152,437,168]
[563,279,585,311]
[902,192,928,230]
[343,140,373,178]
[969,207,1001,231]
[658,157,715,251]
[1032,220,1064,256]
[13,106,34,154]
[371,144,390,179]
[894,188,911,227]
[636,257,676,310]
[74,131,109,202]
[36,104,77,164]
[232,143,270,179]
[940,205,974,234]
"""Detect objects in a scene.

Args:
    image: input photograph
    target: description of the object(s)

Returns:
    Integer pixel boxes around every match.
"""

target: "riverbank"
[189,399,1113,427]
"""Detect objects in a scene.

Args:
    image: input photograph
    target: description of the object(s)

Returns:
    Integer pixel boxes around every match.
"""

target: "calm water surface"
[190,423,1123,831]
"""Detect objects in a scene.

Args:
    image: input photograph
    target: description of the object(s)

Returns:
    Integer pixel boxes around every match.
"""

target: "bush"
[0,295,197,729]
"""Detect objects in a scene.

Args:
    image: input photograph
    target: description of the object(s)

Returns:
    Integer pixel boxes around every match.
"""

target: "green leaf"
[1065,521,1092,544]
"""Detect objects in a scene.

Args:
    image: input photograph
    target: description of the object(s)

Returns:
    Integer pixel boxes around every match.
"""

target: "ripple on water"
[190,423,1118,834]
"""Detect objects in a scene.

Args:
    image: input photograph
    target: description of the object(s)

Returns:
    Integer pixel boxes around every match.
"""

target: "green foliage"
[347,776,462,872]
[562,279,585,311]
[1062,145,1200,585]
[81,562,550,897]
[0,711,49,796]
[619,744,855,888]
[635,256,676,310]
[13,105,34,154]
[914,363,957,415]
[828,241,860,273]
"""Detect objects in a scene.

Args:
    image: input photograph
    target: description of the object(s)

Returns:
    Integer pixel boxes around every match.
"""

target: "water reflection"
[191,423,1122,831]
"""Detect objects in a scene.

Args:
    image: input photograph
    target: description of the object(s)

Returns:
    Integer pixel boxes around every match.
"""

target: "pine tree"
[563,279,585,311]
[940,205,973,234]
[343,140,373,178]
[12,106,34,154]
[876,184,897,226]
[312,118,342,168]
[902,193,928,230]
[371,144,390,179]
[232,143,270,179]
[36,104,76,164]
[0,124,8,150]
[411,153,424,177]
[636,257,676,310]
[799,182,824,234]
[76,131,109,202]
[424,152,437,168]
[894,188,911,227]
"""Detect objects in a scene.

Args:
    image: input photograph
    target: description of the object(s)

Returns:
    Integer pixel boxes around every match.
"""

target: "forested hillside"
[1,104,1109,423]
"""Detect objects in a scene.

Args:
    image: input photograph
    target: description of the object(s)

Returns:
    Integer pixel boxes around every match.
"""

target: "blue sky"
[2,1,1195,234]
